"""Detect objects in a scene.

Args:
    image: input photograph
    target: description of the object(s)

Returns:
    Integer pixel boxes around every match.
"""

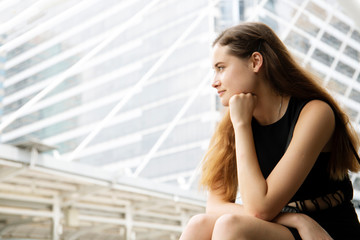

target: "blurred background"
[0,0,360,239]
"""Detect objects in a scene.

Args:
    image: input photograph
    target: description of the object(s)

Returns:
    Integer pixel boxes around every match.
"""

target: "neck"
[253,92,289,126]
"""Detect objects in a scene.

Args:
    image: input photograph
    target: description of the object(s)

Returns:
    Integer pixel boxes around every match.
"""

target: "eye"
[217,66,224,71]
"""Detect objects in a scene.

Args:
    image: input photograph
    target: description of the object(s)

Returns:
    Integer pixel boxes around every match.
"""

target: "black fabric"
[285,99,309,151]
[252,97,352,202]
[286,202,360,240]
[286,227,301,240]
[308,201,360,240]
[251,97,360,238]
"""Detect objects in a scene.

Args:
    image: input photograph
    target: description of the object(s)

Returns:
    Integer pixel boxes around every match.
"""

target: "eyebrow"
[214,62,225,68]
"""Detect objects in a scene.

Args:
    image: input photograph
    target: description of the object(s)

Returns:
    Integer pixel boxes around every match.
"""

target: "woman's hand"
[229,93,257,126]
[273,213,333,240]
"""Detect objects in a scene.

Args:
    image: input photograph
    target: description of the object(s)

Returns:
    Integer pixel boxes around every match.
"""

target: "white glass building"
[0,0,360,238]
[0,0,216,190]
[1,0,360,199]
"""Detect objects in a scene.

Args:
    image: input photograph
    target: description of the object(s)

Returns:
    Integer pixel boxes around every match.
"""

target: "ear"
[249,52,263,73]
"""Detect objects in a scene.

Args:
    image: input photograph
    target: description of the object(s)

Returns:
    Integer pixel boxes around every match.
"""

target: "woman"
[180,22,360,239]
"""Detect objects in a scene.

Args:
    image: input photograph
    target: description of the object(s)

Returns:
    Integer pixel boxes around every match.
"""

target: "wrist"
[293,213,310,231]
[233,121,251,130]
[273,213,303,229]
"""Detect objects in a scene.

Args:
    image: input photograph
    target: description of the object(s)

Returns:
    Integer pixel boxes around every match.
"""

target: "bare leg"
[212,214,295,240]
[179,214,218,240]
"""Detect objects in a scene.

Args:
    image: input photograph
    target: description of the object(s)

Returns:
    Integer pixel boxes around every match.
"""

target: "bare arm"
[206,189,244,216]
[229,94,335,220]
[274,213,333,240]
[206,189,332,240]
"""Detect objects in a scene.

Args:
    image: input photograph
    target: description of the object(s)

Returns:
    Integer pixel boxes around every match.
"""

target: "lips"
[217,90,225,96]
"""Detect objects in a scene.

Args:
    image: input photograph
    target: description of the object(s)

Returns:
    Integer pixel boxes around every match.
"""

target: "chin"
[221,99,229,107]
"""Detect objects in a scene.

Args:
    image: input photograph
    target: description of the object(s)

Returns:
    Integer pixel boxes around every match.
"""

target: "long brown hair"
[200,22,360,202]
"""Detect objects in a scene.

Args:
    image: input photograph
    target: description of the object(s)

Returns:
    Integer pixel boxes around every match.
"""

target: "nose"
[212,79,221,88]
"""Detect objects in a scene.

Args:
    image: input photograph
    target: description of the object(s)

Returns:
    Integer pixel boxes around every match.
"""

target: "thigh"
[212,214,295,240]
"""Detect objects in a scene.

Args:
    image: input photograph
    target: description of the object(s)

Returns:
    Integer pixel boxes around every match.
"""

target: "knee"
[186,214,213,229]
[212,214,250,239]
[214,214,242,231]
[180,214,215,239]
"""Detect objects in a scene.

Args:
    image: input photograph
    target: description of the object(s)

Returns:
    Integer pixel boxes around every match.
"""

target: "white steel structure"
[1,0,360,239]
[0,0,219,190]
[0,143,205,239]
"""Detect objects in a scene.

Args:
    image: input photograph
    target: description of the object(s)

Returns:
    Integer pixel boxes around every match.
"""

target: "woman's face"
[211,44,258,106]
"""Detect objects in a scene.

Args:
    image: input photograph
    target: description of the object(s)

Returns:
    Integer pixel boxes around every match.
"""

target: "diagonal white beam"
[133,71,212,177]
[279,0,310,41]
[0,0,99,52]
[0,0,20,13]
[4,0,140,70]
[0,0,51,36]
[246,0,268,21]
[65,0,220,162]
[0,0,160,133]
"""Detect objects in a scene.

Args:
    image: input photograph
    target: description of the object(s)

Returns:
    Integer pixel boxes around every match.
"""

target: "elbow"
[252,212,273,221]
[246,208,276,221]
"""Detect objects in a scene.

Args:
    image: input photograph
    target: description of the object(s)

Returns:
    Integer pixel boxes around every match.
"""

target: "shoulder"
[286,99,335,159]
[295,99,335,136]
[301,100,335,121]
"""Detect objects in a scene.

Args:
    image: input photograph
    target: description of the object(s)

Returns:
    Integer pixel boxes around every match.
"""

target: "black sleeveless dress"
[251,97,360,239]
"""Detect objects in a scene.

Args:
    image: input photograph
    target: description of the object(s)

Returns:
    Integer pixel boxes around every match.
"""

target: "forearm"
[274,212,333,240]
[273,212,301,229]
[234,123,269,216]
[206,201,245,217]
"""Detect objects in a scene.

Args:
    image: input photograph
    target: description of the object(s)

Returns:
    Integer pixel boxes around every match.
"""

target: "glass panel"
[351,30,360,42]
[259,15,279,33]
[344,45,360,62]
[343,106,358,122]
[330,16,350,34]
[5,56,78,94]
[312,49,334,66]
[284,31,311,54]
[335,61,355,78]
[353,176,360,190]
[28,118,79,140]
[306,1,327,20]
[56,137,84,154]
[264,0,296,22]
[321,32,342,49]
[7,44,64,77]
[141,147,203,178]
[326,78,347,94]
[3,92,37,116]
[305,63,325,85]
[296,14,320,37]
[349,89,360,102]
[264,0,276,13]
[160,120,212,150]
